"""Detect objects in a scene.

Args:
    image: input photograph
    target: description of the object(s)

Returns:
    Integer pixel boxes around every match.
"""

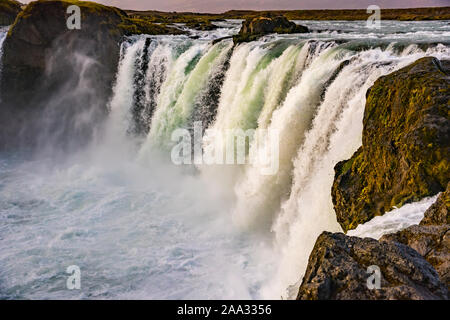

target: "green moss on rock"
[0,0,22,26]
[332,57,450,232]
[233,15,309,44]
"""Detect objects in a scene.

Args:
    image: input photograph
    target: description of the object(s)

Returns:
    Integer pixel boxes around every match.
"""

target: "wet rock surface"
[297,231,448,300]
[332,57,450,232]
[381,184,449,289]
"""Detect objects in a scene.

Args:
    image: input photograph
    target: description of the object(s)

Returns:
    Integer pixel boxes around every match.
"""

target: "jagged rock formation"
[332,57,450,232]
[381,183,449,289]
[0,0,182,150]
[233,15,309,43]
[0,0,21,26]
[297,232,448,300]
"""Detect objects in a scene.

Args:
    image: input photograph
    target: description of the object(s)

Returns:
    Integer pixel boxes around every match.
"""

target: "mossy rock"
[233,15,309,44]
[0,0,183,150]
[332,57,450,232]
[0,0,21,26]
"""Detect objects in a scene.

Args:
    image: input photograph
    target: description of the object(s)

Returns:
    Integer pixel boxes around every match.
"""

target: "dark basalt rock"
[297,232,448,300]
[233,15,309,43]
[381,183,449,289]
[0,0,21,26]
[0,0,182,151]
[332,57,450,232]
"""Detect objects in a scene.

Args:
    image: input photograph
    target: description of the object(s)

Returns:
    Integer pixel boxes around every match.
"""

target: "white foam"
[348,195,439,240]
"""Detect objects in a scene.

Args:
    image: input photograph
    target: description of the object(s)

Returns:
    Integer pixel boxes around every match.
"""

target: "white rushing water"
[0,21,449,299]
[347,195,439,240]
[0,27,8,103]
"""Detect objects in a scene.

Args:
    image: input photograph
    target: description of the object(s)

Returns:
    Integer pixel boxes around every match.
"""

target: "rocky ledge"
[0,0,183,150]
[332,57,450,232]
[381,183,449,289]
[1,0,182,108]
[233,15,309,44]
[297,184,449,300]
[0,0,22,26]
[297,231,448,300]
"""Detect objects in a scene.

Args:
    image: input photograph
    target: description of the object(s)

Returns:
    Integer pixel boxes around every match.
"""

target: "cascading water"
[0,27,8,102]
[0,27,6,65]
[1,20,449,299]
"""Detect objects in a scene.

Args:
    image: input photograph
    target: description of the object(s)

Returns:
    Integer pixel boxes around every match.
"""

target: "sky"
[19,0,450,13]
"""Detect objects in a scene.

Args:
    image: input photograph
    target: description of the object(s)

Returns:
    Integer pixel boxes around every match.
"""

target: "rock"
[185,20,218,31]
[381,225,449,291]
[380,183,449,289]
[0,0,182,150]
[0,0,21,26]
[421,182,450,226]
[332,57,450,232]
[233,15,309,43]
[297,232,448,300]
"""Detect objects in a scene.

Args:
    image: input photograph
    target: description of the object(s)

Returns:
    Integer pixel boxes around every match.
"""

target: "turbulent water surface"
[0,21,449,299]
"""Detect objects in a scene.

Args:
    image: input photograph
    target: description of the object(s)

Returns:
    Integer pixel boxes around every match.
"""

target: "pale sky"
[19,0,450,13]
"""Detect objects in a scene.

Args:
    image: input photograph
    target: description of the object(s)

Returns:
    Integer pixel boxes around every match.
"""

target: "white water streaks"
[75,36,450,299]
[348,195,440,240]
[261,44,450,299]
[0,27,7,65]
[143,39,233,151]
[0,27,9,102]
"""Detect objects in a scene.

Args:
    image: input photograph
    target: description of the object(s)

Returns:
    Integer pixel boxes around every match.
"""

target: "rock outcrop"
[297,232,448,300]
[185,20,218,31]
[233,15,309,43]
[381,183,449,289]
[420,182,450,226]
[298,176,449,300]
[0,0,21,26]
[332,57,450,232]
[0,0,182,150]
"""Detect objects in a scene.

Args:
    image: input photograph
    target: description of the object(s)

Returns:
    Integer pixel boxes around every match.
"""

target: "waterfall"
[1,16,450,299]
[0,27,8,102]
[103,35,450,298]
[143,39,233,150]
[0,28,6,66]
